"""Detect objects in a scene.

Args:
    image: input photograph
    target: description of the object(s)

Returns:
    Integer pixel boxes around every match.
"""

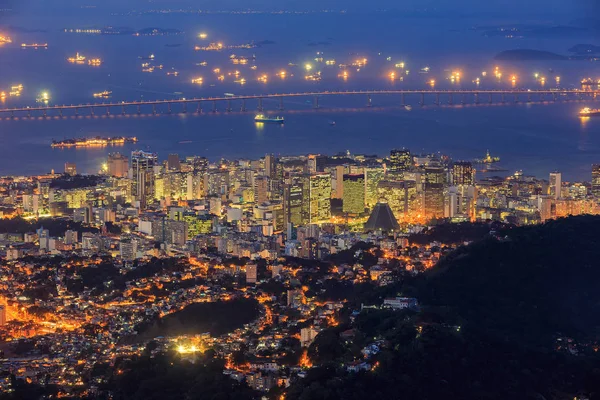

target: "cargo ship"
[67,52,86,63]
[254,114,284,124]
[474,150,500,164]
[579,107,600,117]
[93,91,112,98]
[21,43,48,48]
[51,136,138,148]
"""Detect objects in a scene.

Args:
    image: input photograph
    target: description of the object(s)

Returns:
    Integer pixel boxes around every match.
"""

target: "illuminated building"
[108,153,129,178]
[377,180,418,221]
[287,289,305,307]
[246,263,258,284]
[364,167,385,209]
[264,154,283,200]
[388,149,412,179]
[342,174,365,215]
[64,162,77,176]
[284,175,310,227]
[452,161,475,186]
[308,154,327,173]
[592,165,600,199]
[186,171,205,200]
[309,174,332,223]
[423,167,446,219]
[254,176,269,204]
[131,150,158,209]
[446,185,477,221]
[0,305,5,326]
[119,236,138,261]
[549,172,562,200]
[204,168,230,196]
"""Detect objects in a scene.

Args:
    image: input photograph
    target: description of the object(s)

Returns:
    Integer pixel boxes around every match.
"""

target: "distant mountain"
[494,49,568,61]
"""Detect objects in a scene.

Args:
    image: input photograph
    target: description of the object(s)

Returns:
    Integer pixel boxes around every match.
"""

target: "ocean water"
[0,10,599,179]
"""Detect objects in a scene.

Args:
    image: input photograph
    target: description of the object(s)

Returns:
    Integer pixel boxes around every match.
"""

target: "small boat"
[404,105,412,111]
[329,121,336,126]
[255,114,284,124]
[580,107,600,117]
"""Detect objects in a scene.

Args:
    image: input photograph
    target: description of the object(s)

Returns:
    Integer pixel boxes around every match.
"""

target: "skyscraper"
[364,166,385,209]
[284,175,310,227]
[549,172,562,200]
[388,149,412,178]
[309,174,331,223]
[423,166,446,219]
[167,154,181,171]
[108,153,129,178]
[452,161,475,186]
[131,150,158,209]
[342,174,365,214]
[592,165,600,199]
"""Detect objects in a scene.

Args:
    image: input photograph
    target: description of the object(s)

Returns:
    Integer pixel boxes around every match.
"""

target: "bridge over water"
[0,89,597,119]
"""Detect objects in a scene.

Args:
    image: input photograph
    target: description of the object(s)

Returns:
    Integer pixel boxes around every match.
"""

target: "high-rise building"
[452,161,475,186]
[131,150,158,209]
[364,167,385,209]
[342,174,365,214]
[388,149,412,178]
[107,153,129,178]
[593,165,600,199]
[246,263,258,284]
[167,154,181,171]
[423,166,446,219]
[119,236,138,261]
[309,174,332,223]
[307,154,327,173]
[549,172,562,200]
[284,175,310,227]
[254,175,269,204]
[64,162,77,176]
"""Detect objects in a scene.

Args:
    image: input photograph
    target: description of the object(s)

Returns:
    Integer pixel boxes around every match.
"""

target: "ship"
[581,78,600,86]
[51,136,138,148]
[21,43,48,48]
[67,52,86,63]
[579,107,600,117]
[474,150,500,164]
[139,54,155,60]
[93,91,112,98]
[254,114,284,124]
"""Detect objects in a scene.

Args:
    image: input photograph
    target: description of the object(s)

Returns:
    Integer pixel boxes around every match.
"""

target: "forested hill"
[412,215,600,348]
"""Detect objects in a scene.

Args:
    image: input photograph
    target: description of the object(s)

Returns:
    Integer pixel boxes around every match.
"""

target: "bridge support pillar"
[182,103,187,113]
[43,109,47,118]
[11,111,14,119]
[90,107,94,116]
[313,96,319,109]
[461,94,466,104]
[258,98,263,111]
[435,93,440,105]
[449,93,453,105]
[241,99,246,112]
[197,102,202,113]
[501,93,505,103]
[226,99,232,112]
[212,100,217,113]
[122,105,126,115]
[367,95,372,107]
[514,94,519,103]
[106,106,110,115]
[59,109,63,117]
[401,93,406,106]
[527,93,532,103]
[27,110,31,118]
[488,94,493,104]
[167,103,172,114]
[475,93,480,104]
[419,93,425,106]
[152,104,156,115]
[279,98,284,111]
[137,105,141,114]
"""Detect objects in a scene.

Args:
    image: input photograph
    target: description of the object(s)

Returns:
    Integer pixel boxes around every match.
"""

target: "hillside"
[413,215,600,348]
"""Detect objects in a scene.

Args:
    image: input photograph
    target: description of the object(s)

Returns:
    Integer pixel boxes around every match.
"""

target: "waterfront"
[1,10,600,179]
